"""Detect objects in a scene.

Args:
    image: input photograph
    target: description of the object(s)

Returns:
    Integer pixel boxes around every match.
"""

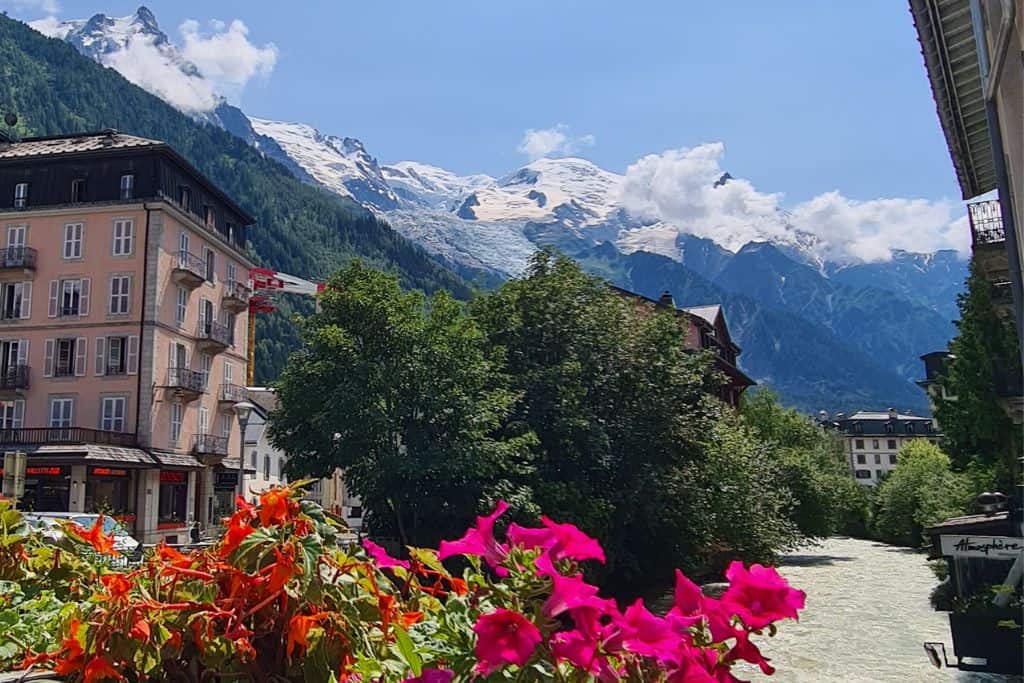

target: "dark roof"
[0,130,255,225]
[246,387,278,415]
[148,449,204,469]
[837,411,938,436]
[909,0,995,198]
[24,444,157,466]
[0,131,162,159]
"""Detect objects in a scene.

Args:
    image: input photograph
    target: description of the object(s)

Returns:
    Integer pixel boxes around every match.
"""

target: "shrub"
[2,487,805,681]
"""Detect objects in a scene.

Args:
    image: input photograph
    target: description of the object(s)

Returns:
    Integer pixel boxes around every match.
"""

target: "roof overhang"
[909,0,996,198]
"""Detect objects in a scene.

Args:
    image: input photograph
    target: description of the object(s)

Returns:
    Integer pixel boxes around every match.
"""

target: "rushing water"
[751,536,1014,683]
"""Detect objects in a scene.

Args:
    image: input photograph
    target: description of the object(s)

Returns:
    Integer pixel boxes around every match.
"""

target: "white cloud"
[27,14,65,37]
[517,124,595,161]
[2,0,60,15]
[619,142,969,263]
[179,19,277,103]
[102,35,220,112]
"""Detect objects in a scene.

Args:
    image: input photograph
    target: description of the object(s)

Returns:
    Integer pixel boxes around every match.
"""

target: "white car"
[24,512,140,556]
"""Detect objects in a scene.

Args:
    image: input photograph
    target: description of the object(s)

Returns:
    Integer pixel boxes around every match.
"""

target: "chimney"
[658,291,675,308]
[888,407,898,420]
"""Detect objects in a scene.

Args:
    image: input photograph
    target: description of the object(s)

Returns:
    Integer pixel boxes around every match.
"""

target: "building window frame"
[119,174,134,201]
[109,275,131,315]
[100,396,127,432]
[112,219,134,256]
[13,182,28,209]
[169,401,183,444]
[48,397,74,428]
[175,286,188,326]
[62,223,84,260]
[71,178,86,204]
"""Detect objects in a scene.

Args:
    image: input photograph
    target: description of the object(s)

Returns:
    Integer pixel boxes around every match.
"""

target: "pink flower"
[725,629,775,675]
[363,539,410,570]
[551,629,600,674]
[543,570,613,619]
[472,608,542,674]
[404,669,455,683]
[508,516,605,564]
[721,561,805,630]
[617,599,684,663]
[438,500,510,574]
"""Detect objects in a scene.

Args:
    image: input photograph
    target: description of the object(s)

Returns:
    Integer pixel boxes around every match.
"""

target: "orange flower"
[100,573,132,601]
[401,611,424,628]
[75,515,120,557]
[155,542,191,567]
[286,612,329,659]
[83,656,124,683]
[235,637,257,663]
[258,488,297,527]
[450,577,468,596]
[219,514,255,557]
[54,620,85,676]
[129,618,150,643]
[265,544,301,594]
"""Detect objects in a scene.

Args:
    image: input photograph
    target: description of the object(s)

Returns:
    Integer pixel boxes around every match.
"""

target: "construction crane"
[247,267,324,385]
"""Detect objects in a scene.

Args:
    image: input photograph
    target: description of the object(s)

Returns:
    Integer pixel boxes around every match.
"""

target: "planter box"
[949,610,1023,675]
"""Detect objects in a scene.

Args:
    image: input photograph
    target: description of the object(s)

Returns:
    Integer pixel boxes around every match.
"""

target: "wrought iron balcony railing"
[166,367,206,393]
[968,200,1005,246]
[192,433,228,456]
[0,246,37,270]
[0,364,28,390]
[197,319,232,347]
[219,382,248,403]
[0,426,136,447]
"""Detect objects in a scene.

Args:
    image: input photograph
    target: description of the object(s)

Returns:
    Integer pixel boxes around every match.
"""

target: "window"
[264,454,271,479]
[873,454,881,465]
[250,449,257,467]
[856,454,865,465]
[198,406,209,438]
[112,219,133,256]
[109,275,130,315]
[854,439,864,450]
[0,400,24,429]
[101,397,126,432]
[887,439,897,450]
[227,262,237,288]
[885,422,894,433]
[924,422,932,433]
[222,310,236,345]
[203,247,216,283]
[178,186,191,211]
[906,424,915,434]
[176,286,188,325]
[220,413,231,439]
[62,223,83,259]
[889,454,897,465]
[1,281,30,320]
[872,439,879,449]
[169,402,183,443]
[53,278,90,317]
[13,183,28,209]
[54,338,78,376]
[48,398,74,428]
[102,336,127,375]
[204,205,215,229]
[158,471,188,525]
[119,174,134,201]
[71,179,86,203]
[227,223,235,244]
[200,352,212,389]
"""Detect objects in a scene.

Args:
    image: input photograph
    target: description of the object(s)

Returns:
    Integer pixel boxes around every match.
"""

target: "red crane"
[247,267,324,384]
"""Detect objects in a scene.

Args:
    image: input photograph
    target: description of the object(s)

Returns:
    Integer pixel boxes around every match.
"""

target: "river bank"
[754,536,1014,682]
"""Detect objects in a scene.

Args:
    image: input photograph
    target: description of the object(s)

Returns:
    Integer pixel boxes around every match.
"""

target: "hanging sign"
[939,534,1024,559]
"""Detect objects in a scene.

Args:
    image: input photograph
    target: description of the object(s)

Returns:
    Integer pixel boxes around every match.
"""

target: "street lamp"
[232,401,255,506]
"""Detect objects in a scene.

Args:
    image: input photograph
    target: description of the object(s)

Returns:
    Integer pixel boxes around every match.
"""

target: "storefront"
[20,465,71,512]
[157,470,189,530]
[84,466,136,523]
[212,468,238,525]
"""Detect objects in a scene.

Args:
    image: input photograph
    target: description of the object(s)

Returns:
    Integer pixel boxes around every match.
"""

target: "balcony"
[222,280,251,313]
[0,364,29,395]
[196,319,232,353]
[0,246,37,279]
[172,250,206,289]
[166,367,206,401]
[219,382,248,405]
[0,426,136,447]
[192,433,228,465]
[968,200,1009,284]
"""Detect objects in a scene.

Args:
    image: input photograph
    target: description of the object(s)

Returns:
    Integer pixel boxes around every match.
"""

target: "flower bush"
[3,486,805,682]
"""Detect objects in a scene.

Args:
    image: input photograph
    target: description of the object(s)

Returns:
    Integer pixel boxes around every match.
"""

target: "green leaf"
[394,625,422,676]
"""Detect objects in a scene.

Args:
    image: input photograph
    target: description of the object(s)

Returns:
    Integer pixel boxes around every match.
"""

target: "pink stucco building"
[0,130,253,544]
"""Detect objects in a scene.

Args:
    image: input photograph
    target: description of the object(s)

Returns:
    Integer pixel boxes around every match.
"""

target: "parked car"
[23,512,141,558]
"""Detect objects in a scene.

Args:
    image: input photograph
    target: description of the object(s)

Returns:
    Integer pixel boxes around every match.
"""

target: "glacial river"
[752,536,1013,683]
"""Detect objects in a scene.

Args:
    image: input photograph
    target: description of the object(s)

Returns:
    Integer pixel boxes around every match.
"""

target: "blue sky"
[7,0,960,206]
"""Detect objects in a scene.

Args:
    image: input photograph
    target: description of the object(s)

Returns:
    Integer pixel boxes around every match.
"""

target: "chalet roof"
[0,131,163,160]
[682,305,721,326]
[247,387,279,415]
[846,411,933,422]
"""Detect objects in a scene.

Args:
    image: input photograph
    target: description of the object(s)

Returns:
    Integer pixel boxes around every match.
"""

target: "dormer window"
[120,174,134,200]
[71,178,86,203]
[13,183,27,209]
[906,423,915,434]
[885,422,894,433]
[178,186,191,211]
[204,205,215,229]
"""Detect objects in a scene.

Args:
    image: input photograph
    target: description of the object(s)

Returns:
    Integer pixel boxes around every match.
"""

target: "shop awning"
[222,457,257,474]
[22,444,158,467]
[147,449,205,469]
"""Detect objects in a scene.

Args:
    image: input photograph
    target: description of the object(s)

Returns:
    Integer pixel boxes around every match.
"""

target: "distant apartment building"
[0,130,253,544]
[612,287,756,407]
[834,409,940,485]
[246,387,364,533]
[917,351,957,428]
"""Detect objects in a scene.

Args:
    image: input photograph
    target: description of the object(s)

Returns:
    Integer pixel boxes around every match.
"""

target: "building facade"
[834,409,940,485]
[0,130,253,544]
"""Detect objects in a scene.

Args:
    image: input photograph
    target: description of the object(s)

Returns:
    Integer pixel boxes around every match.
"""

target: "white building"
[834,409,941,486]
[245,387,363,531]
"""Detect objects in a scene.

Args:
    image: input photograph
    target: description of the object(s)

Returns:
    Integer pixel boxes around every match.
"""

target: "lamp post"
[232,400,255,507]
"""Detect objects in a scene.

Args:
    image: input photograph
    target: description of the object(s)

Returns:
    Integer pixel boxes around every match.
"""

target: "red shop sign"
[26,467,63,476]
[90,467,128,477]
[159,470,187,484]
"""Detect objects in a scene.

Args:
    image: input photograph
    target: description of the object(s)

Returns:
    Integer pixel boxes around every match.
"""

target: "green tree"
[741,391,866,537]
[934,262,1020,488]
[872,440,970,547]
[269,262,533,546]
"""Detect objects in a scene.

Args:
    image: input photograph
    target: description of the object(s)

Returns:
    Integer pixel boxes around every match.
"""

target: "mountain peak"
[133,6,160,33]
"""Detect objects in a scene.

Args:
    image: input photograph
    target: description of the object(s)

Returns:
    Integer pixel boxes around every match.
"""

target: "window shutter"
[20,281,31,319]
[75,337,87,376]
[127,335,139,375]
[43,339,54,377]
[107,276,114,314]
[95,337,106,376]
[126,275,132,314]
[17,339,28,367]
[79,278,90,316]
[48,280,58,317]
[12,400,23,429]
